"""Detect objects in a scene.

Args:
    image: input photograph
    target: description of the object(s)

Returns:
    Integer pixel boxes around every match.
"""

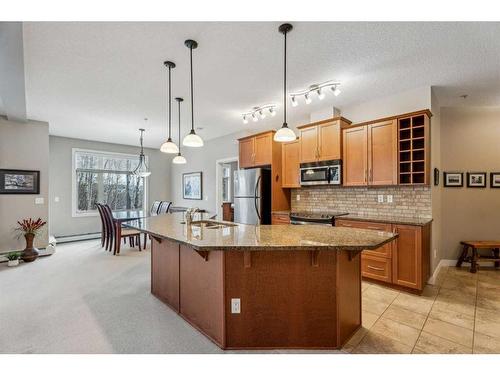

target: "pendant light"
[274,23,297,143]
[172,97,187,164]
[182,39,204,147]
[133,122,151,177]
[160,61,179,154]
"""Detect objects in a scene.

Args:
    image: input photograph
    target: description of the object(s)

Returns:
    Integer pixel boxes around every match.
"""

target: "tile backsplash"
[291,185,431,218]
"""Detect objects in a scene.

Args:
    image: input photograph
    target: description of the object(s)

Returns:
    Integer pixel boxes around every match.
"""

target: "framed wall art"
[443,172,463,187]
[491,172,500,188]
[0,169,40,194]
[467,172,486,188]
[183,172,202,200]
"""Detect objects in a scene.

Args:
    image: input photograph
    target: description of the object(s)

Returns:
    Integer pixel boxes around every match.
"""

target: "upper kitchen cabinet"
[343,120,397,186]
[343,126,368,186]
[343,110,431,186]
[238,131,274,168]
[298,117,352,163]
[397,111,431,185]
[281,140,300,188]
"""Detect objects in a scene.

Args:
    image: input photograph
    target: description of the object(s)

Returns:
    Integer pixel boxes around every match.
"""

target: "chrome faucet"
[185,207,200,225]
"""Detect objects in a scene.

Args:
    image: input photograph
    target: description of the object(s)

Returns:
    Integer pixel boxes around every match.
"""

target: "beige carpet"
[0,239,340,354]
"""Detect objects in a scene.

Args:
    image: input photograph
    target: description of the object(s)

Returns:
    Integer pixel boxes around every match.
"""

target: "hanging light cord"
[189,46,195,132]
[283,29,287,127]
[140,129,145,156]
[168,66,172,139]
[178,99,182,152]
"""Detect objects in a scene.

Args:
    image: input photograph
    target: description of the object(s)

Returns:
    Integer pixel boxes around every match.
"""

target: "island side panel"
[151,237,180,312]
[224,250,338,349]
[336,250,362,346]
[179,244,225,347]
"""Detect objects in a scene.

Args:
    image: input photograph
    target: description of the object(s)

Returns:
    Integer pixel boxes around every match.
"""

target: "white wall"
[0,117,49,251]
[169,131,246,214]
[49,136,172,237]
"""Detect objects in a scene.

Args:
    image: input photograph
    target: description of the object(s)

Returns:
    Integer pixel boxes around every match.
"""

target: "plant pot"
[7,259,19,267]
[21,233,39,263]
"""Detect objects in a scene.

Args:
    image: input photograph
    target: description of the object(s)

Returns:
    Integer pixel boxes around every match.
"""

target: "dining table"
[111,210,150,255]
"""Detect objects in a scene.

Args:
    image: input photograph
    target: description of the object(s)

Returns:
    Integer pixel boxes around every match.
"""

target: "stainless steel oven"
[300,160,341,186]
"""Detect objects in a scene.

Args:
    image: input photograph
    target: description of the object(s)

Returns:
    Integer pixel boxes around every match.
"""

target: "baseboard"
[427,259,457,285]
[55,233,100,243]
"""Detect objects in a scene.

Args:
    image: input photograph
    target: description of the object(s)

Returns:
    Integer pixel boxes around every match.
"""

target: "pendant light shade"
[274,23,297,143]
[160,61,179,154]
[183,39,204,148]
[173,97,187,164]
[133,125,151,177]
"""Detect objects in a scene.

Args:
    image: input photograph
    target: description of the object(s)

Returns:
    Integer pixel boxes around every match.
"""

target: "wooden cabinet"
[336,218,430,293]
[237,130,291,212]
[271,212,290,225]
[239,137,255,169]
[342,126,368,186]
[343,119,397,186]
[298,117,351,164]
[368,120,398,185]
[281,140,300,188]
[238,131,274,168]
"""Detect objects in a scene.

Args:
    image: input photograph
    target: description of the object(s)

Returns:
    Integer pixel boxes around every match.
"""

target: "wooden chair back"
[102,204,115,252]
[96,203,106,247]
[150,200,162,215]
[158,201,172,215]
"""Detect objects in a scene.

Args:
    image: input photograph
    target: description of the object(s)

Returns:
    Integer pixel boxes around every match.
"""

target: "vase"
[21,233,39,263]
[7,259,19,267]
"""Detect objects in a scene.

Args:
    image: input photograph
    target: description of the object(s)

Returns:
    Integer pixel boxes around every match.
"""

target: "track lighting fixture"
[289,81,341,106]
[274,23,297,143]
[241,104,277,124]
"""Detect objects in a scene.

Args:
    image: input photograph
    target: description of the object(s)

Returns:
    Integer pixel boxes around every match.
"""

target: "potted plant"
[6,251,22,267]
[14,218,47,263]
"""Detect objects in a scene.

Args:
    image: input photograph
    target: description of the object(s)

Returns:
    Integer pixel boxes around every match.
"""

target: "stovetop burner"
[290,211,349,220]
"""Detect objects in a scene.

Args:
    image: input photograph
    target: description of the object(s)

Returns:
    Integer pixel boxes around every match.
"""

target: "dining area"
[96,200,172,255]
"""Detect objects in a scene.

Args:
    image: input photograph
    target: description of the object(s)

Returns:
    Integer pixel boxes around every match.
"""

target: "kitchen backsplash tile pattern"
[291,186,431,218]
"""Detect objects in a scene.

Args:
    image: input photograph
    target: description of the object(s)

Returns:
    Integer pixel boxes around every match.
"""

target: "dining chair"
[96,203,107,248]
[150,200,162,215]
[101,204,115,252]
[157,201,172,215]
[102,205,143,254]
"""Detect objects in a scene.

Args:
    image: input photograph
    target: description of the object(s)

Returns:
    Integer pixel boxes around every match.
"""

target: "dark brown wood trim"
[195,250,210,261]
[311,250,320,267]
[297,116,352,129]
[151,235,162,243]
[347,109,432,129]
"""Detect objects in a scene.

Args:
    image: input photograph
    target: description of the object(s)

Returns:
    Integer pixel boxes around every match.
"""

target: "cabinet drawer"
[271,213,290,225]
[362,254,392,283]
[336,220,392,258]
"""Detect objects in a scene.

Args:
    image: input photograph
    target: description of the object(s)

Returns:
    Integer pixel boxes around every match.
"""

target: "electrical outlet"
[231,298,241,314]
[377,195,384,203]
[296,194,300,201]
[54,196,60,202]
[387,195,393,203]
[35,197,44,205]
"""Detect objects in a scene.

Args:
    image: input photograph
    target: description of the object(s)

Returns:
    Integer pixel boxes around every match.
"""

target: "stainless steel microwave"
[299,160,341,186]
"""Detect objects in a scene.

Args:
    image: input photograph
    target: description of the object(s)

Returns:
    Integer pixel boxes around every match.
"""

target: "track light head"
[305,93,312,104]
[252,113,258,122]
[291,96,298,107]
[259,110,266,119]
[317,88,325,100]
[242,115,248,124]
[332,85,341,96]
[269,107,276,117]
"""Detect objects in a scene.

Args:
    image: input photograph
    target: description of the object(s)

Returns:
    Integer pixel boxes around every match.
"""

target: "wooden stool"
[457,241,500,273]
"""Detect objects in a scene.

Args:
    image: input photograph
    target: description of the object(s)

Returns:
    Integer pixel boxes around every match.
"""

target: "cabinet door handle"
[364,169,367,183]
[367,265,384,271]
[370,168,373,182]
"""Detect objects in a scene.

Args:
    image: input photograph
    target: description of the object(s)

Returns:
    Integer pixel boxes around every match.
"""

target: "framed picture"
[443,172,463,187]
[467,172,487,188]
[434,168,439,186]
[183,172,202,200]
[0,169,40,194]
[491,172,500,188]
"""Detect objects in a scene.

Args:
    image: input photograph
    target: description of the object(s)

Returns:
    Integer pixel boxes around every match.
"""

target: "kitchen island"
[127,213,397,350]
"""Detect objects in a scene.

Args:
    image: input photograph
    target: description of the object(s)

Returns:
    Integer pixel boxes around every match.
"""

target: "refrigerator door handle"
[254,175,261,221]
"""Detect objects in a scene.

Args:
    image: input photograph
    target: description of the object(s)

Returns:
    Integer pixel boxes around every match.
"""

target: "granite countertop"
[125,212,397,252]
[340,213,433,226]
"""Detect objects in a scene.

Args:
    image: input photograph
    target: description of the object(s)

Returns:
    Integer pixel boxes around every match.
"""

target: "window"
[72,149,147,216]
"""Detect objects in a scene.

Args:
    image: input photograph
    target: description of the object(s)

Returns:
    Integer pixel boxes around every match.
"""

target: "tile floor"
[343,265,500,354]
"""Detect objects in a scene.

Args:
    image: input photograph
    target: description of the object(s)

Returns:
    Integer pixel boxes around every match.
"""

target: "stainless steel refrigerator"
[233,168,271,225]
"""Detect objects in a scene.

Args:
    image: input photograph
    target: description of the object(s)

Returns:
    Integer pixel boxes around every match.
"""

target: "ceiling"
[21,22,500,148]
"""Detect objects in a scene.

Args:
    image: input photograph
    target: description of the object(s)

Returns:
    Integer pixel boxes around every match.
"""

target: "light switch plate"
[377,195,384,203]
[296,194,300,201]
[54,196,60,203]
[231,298,241,314]
[387,195,393,203]
[35,197,44,205]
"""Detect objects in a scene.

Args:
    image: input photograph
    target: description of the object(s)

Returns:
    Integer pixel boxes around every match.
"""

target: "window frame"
[71,148,148,218]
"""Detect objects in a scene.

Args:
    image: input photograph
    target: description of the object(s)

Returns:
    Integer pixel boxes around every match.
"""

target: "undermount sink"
[189,220,238,229]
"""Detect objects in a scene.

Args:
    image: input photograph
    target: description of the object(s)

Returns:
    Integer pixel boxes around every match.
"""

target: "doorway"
[215,157,239,220]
